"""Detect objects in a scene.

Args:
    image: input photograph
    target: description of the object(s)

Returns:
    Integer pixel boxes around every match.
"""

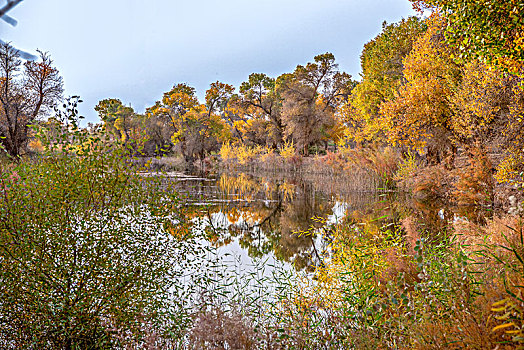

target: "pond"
[173,171,496,271]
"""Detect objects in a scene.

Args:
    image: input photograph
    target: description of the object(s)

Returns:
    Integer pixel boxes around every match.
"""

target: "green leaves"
[414,0,524,76]
[0,111,204,347]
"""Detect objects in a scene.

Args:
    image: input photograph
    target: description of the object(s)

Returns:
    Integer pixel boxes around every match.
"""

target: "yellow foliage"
[236,144,262,166]
[394,151,419,181]
[285,220,401,328]
[218,173,261,202]
[450,62,506,142]
[380,14,460,161]
[382,79,454,152]
[495,154,524,186]
[279,141,296,160]
[340,17,426,145]
[28,139,44,152]
[219,142,235,163]
[279,181,296,202]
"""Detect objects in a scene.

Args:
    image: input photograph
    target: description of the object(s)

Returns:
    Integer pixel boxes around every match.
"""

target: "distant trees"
[95,98,154,154]
[146,83,229,167]
[85,9,523,187]
[87,52,355,165]
[95,98,134,142]
[280,53,353,154]
[86,51,359,167]
[224,53,354,155]
[0,42,63,157]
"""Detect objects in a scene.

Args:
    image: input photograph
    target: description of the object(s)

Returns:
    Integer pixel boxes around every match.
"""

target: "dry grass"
[453,146,495,206]
[137,156,187,172]
[189,307,259,350]
[217,143,400,190]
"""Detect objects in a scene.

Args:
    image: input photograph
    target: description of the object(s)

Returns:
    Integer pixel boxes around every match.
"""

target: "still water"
[173,171,493,271]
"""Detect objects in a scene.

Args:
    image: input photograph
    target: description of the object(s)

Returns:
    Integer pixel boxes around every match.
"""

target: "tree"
[205,81,235,117]
[95,98,150,154]
[449,61,511,147]
[379,14,461,166]
[412,0,524,76]
[147,83,229,168]
[495,74,524,185]
[95,98,134,142]
[279,53,353,154]
[140,111,173,156]
[0,43,63,157]
[340,17,426,144]
[238,73,284,147]
[380,12,524,181]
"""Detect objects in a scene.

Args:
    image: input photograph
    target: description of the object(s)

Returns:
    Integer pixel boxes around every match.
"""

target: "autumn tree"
[494,74,524,185]
[95,98,152,154]
[379,14,461,166]
[237,73,284,147]
[412,0,524,76]
[279,53,353,155]
[340,17,426,144]
[405,1,524,184]
[147,83,228,168]
[140,111,174,155]
[449,61,512,147]
[206,81,235,117]
[0,43,63,157]
[95,98,133,142]
[380,12,524,188]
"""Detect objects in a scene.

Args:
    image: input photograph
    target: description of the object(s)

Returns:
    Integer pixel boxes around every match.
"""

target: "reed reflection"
[177,172,498,271]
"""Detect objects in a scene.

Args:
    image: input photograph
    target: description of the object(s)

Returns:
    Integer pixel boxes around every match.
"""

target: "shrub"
[279,141,302,169]
[394,151,420,182]
[454,146,494,206]
[0,101,197,348]
[219,141,236,165]
[236,144,263,166]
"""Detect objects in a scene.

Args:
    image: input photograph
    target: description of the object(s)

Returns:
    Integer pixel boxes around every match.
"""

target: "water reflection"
[176,171,496,271]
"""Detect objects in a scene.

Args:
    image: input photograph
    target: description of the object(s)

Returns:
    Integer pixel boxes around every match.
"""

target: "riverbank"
[144,142,522,212]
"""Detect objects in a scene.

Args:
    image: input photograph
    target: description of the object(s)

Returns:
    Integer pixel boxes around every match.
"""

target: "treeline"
[1,0,523,194]
[92,52,354,165]
[89,1,524,191]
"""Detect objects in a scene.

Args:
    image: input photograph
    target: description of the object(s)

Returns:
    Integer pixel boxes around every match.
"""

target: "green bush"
[0,99,194,349]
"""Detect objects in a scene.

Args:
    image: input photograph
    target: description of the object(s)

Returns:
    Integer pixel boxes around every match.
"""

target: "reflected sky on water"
[174,171,496,271]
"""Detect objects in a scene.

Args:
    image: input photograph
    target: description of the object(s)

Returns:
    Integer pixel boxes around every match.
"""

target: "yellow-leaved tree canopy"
[146,83,230,168]
[381,12,524,184]
[411,0,524,76]
[380,14,461,166]
[339,17,426,145]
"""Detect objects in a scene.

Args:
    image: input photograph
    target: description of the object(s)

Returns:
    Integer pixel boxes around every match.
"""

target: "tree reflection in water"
[176,172,498,271]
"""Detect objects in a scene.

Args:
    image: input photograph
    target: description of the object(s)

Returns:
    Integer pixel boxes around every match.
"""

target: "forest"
[1,0,524,348]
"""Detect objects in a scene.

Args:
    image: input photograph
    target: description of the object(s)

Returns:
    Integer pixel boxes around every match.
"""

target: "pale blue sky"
[1,0,416,123]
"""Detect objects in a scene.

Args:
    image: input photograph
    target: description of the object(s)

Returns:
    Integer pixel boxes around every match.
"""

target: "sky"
[1,0,417,123]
